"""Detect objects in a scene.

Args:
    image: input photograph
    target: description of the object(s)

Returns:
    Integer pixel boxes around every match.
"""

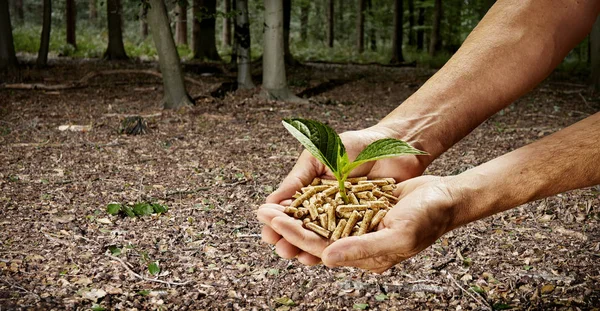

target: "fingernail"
[327,252,345,264]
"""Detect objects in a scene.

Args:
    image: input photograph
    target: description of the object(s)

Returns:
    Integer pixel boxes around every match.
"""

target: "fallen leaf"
[81,288,107,302]
[541,284,555,294]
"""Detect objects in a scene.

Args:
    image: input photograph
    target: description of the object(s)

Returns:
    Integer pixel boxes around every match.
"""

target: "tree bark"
[357,0,365,53]
[263,0,298,101]
[591,16,600,92]
[229,0,238,66]
[192,0,221,61]
[222,0,231,48]
[104,0,128,60]
[37,0,52,67]
[300,2,309,41]
[176,0,188,45]
[408,0,415,46]
[283,0,295,65]
[140,5,148,39]
[429,0,442,57]
[327,0,334,47]
[417,0,425,51]
[367,0,376,51]
[0,0,18,72]
[89,0,97,22]
[14,0,23,23]
[337,0,344,41]
[147,0,193,109]
[236,0,253,89]
[390,0,404,63]
[66,0,77,48]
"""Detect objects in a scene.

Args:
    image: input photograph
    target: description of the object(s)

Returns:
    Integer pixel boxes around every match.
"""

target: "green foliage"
[353,303,369,310]
[106,201,168,218]
[283,118,426,202]
[148,261,160,276]
[274,297,295,306]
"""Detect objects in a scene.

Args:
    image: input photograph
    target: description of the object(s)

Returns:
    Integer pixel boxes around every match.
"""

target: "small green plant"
[106,202,168,217]
[282,118,427,203]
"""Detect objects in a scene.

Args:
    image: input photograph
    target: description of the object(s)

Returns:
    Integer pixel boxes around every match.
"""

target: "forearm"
[377,0,599,162]
[448,113,600,229]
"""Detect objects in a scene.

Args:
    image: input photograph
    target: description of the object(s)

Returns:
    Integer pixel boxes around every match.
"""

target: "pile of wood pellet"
[284,177,398,241]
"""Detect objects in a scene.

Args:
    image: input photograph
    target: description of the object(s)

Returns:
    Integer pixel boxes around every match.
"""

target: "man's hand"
[258,125,432,265]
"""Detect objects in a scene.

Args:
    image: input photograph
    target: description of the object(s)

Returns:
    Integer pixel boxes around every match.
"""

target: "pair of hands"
[257,126,460,273]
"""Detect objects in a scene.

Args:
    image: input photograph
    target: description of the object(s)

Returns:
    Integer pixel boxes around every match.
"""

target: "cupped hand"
[257,125,432,265]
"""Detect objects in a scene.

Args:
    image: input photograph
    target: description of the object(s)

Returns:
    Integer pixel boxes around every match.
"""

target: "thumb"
[321,228,404,272]
[266,151,325,204]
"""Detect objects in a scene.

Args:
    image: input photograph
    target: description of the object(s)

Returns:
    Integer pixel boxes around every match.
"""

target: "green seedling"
[282,118,426,203]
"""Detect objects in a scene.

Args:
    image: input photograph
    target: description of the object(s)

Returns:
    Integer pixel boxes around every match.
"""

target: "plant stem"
[338,174,350,204]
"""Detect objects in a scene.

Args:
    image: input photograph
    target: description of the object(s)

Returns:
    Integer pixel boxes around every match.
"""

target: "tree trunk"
[300,2,309,41]
[390,0,404,63]
[417,0,425,51]
[104,0,128,60]
[176,0,188,45]
[367,0,376,51]
[147,0,193,109]
[0,0,18,72]
[429,0,442,57]
[337,0,344,41]
[66,0,77,48]
[222,0,231,48]
[37,0,52,67]
[229,0,238,66]
[192,0,221,61]
[89,0,97,22]
[263,0,298,101]
[408,0,415,46]
[591,16,600,92]
[283,0,295,65]
[327,0,334,47]
[357,0,365,53]
[14,0,23,23]
[236,0,253,89]
[140,5,148,39]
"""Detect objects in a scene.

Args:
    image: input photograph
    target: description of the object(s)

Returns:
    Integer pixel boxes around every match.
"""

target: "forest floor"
[1,59,599,310]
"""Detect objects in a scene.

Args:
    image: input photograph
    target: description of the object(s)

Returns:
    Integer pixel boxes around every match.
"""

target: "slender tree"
[337,0,344,41]
[66,0,77,48]
[140,5,149,39]
[357,0,365,53]
[222,0,231,48]
[176,0,188,45]
[104,0,128,60]
[283,0,295,65]
[300,1,309,41]
[147,0,193,109]
[429,0,442,57]
[37,0,52,67]
[236,0,253,88]
[390,0,404,63]
[89,0,98,22]
[263,0,299,101]
[14,0,23,23]
[192,0,221,60]
[229,0,238,66]
[0,0,18,72]
[327,0,334,47]
[591,16,600,92]
[408,0,415,46]
[367,0,376,51]
[417,0,425,51]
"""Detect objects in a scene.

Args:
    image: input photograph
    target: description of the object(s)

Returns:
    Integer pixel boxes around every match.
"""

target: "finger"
[270,215,329,258]
[266,151,325,204]
[321,228,401,268]
[275,238,302,259]
[261,226,281,245]
[256,204,286,225]
[297,252,322,266]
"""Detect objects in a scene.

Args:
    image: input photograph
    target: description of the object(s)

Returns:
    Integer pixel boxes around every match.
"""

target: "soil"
[1,59,599,310]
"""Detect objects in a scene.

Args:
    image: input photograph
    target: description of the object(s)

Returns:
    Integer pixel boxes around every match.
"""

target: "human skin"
[257,0,600,271]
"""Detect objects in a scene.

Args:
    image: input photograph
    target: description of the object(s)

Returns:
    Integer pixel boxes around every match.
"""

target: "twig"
[444,270,491,310]
[578,91,592,109]
[105,254,190,286]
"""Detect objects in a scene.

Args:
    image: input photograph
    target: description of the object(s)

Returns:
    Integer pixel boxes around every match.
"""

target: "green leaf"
[470,285,485,294]
[151,203,168,214]
[493,303,513,310]
[375,293,388,301]
[91,304,106,311]
[106,203,122,215]
[344,138,427,173]
[122,205,136,218]
[523,265,533,271]
[282,118,346,175]
[148,261,160,276]
[138,290,151,296]
[268,268,280,276]
[108,245,121,256]
[353,303,369,310]
[133,203,154,216]
[274,297,295,306]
